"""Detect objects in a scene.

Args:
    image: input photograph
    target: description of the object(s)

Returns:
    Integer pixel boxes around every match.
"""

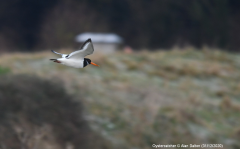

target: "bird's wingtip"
[87,38,92,42]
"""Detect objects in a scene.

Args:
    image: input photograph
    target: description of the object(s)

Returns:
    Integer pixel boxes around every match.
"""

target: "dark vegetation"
[0,74,109,149]
[1,0,240,50]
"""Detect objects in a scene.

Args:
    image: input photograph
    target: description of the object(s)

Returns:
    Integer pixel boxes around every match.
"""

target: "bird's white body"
[50,38,97,68]
[57,58,84,68]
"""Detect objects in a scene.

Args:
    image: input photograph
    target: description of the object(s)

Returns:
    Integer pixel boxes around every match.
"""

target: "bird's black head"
[83,58,91,67]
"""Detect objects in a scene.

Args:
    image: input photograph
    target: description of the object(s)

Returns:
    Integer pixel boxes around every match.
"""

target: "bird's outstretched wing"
[51,50,68,58]
[67,38,94,59]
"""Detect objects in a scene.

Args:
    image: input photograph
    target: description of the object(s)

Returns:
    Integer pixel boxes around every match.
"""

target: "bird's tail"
[50,59,61,63]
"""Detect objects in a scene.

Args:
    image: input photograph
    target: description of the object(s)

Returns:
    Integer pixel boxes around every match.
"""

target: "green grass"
[1,48,240,148]
[0,66,10,74]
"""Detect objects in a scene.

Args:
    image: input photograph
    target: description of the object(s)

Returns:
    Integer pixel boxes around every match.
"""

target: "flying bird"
[50,38,99,68]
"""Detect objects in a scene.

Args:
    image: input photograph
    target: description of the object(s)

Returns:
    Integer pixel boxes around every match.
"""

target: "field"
[0,47,240,149]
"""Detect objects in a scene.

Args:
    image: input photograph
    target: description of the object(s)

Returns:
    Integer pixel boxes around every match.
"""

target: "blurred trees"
[0,0,58,50]
[0,0,240,50]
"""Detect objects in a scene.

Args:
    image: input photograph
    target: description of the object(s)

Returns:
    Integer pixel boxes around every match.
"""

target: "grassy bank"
[0,48,240,149]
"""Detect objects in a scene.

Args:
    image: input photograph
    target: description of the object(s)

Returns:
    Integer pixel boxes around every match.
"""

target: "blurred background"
[0,0,240,149]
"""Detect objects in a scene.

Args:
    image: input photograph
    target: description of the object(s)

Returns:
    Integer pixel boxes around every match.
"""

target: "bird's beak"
[91,62,99,67]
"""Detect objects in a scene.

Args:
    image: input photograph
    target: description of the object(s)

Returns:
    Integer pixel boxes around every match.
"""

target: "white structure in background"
[75,33,123,54]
